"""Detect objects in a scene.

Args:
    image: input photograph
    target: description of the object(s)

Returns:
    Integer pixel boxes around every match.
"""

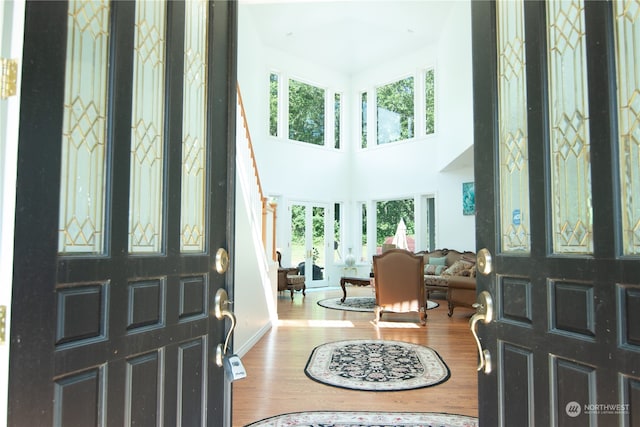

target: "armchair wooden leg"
[448,301,454,317]
[374,306,382,324]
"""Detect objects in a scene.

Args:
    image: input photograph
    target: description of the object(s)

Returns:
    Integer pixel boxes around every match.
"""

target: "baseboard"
[234,321,273,358]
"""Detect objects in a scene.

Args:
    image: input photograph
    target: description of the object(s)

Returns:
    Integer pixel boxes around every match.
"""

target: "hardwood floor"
[232,285,479,426]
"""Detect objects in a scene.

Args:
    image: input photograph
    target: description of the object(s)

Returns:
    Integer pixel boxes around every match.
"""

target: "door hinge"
[1,58,18,99]
[0,305,5,344]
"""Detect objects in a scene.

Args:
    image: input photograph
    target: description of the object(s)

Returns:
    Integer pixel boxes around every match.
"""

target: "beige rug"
[304,339,450,391]
[245,411,478,426]
[317,296,438,312]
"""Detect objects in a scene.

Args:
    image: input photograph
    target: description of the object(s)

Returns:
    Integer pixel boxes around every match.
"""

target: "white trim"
[0,1,25,425]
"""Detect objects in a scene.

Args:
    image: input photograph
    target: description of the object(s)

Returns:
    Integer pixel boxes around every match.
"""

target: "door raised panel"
[499,342,533,426]
[127,279,165,331]
[498,276,532,325]
[551,357,596,426]
[126,351,162,426]
[55,283,108,347]
[619,284,640,349]
[549,281,595,340]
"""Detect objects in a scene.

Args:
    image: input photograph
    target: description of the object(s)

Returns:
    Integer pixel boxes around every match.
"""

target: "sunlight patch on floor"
[371,321,421,329]
[277,319,355,328]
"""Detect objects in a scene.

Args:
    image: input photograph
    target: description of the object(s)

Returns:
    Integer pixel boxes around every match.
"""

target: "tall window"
[425,68,435,135]
[334,93,341,149]
[288,79,325,145]
[360,203,367,261]
[269,73,278,137]
[333,202,342,262]
[376,77,414,145]
[361,92,368,148]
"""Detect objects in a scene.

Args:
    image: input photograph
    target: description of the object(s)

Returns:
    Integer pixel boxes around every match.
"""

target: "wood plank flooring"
[232,285,479,426]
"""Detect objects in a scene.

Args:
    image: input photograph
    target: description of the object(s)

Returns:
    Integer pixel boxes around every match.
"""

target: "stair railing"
[236,84,277,262]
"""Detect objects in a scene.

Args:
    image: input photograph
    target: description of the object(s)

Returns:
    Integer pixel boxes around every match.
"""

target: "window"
[376,199,415,252]
[288,79,325,145]
[334,93,341,149]
[425,68,435,135]
[376,77,414,145]
[360,203,367,261]
[269,73,278,137]
[361,92,367,148]
[333,202,342,262]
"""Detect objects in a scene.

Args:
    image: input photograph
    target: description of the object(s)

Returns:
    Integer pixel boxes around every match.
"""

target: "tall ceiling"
[240,0,456,74]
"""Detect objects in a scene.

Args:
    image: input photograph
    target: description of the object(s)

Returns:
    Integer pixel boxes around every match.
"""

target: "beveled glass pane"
[546,0,593,254]
[129,0,166,253]
[376,77,414,145]
[181,0,208,253]
[58,0,110,254]
[614,0,640,255]
[497,0,531,253]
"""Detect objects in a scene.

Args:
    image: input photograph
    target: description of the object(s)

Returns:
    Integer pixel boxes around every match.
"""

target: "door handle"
[213,288,247,381]
[470,290,494,374]
[214,288,236,367]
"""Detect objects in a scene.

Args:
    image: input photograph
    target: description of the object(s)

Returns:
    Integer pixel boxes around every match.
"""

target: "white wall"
[233,177,275,356]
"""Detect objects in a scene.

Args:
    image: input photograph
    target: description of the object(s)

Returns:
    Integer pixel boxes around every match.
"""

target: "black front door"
[472,0,640,425]
[9,0,236,425]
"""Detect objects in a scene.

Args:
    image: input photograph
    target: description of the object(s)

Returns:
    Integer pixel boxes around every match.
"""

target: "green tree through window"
[376,77,414,145]
[376,199,415,247]
[269,73,278,137]
[289,79,325,145]
[425,69,435,135]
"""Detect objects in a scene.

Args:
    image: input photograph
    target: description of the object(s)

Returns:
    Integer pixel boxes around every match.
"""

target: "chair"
[372,248,426,325]
[276,251,306,300]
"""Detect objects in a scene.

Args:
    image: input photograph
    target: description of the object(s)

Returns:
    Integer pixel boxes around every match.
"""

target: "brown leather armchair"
[372,249,426,325]
[446,276,476,316]
[276,251,306,300]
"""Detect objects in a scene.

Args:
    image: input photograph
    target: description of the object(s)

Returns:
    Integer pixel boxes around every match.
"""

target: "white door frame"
[0,1,25,425]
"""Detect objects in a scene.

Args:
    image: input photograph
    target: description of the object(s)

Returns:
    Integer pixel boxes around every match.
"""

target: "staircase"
[233,85,280,355]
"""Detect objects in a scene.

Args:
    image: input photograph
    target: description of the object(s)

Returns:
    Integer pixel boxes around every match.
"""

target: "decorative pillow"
[469,265,477,277]
[424,264,448,275]
[442,259,474,277]
[427,256,447,266]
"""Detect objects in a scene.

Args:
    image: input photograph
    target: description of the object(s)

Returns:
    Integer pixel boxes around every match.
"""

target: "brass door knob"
[477,248,493,275]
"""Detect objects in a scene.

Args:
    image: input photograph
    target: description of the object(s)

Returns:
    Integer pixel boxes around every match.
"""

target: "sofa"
[417,248,477,316]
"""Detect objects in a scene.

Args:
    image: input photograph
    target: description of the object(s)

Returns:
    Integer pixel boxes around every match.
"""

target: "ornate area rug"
[318,297,438,312]
[304,339,450,391]
[245,411,478,426]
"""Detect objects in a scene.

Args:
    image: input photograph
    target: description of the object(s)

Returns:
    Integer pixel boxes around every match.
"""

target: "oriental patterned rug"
[304,339,449,391]
[317,297,438,312]
[244,411,478,427]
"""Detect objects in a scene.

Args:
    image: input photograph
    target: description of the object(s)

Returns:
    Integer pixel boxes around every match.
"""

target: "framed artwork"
[462,182,475,215]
